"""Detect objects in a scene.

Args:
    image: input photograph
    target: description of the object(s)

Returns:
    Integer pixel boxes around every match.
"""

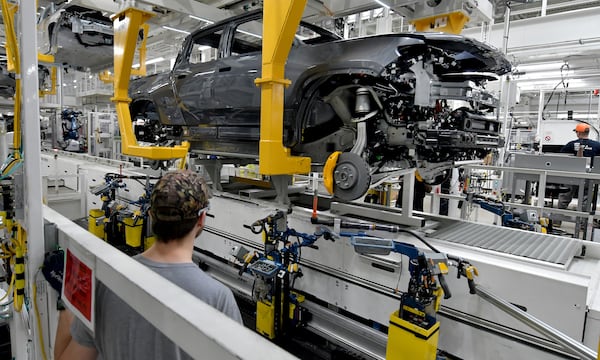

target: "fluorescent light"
[132,57,166,68]
[189,15,214,24]
[162,25,190,35]
[146,57,165,65]
[237,29,261,39]
[374,0,390,9]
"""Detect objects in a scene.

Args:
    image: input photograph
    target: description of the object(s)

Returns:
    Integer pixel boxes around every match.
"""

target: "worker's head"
[574,123,590,139]
[149,170,211,242]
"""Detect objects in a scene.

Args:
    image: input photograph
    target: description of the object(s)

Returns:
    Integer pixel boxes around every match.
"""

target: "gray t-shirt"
[71,255,243,360]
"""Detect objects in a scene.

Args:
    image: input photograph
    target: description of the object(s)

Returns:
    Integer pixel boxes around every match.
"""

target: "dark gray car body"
[38,4,113,71]
[130,10,510,183]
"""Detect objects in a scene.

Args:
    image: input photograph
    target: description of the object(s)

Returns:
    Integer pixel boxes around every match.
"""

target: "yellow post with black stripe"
[13,223,26,312]
[385,306,440,360]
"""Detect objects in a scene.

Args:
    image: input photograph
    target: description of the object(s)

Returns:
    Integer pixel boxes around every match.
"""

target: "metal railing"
[44,205,298,360]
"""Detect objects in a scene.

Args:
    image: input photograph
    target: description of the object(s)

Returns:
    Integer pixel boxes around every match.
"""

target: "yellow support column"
[255,0,311,175]
[1,0,21,160]
[111,8,190,160]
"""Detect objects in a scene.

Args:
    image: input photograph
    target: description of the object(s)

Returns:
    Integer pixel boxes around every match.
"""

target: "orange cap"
[574,123,590,133]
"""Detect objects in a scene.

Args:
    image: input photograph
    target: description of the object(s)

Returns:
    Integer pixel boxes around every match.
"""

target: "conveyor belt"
[430,222,581,267]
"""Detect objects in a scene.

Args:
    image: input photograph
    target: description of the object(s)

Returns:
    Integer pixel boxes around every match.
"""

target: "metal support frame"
[462,7,600,55]
[45,206,299,360]
[476,285,597,360]
[255,0,311,176]
[7,0,46,358]
[330,201,425,228]
[110,8,190,160]
[464,163,600,239]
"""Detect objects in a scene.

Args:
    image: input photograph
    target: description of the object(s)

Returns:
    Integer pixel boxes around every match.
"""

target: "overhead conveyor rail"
[430,222,582,267]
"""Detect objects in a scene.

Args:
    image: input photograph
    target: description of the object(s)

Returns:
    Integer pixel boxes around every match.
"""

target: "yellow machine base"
[122,217,143,248]
[88,209,105,240]
[256,293,305,339]
[386,310,440,360]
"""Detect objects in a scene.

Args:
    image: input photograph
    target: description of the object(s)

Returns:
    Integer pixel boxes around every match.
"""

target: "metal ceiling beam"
[69,0,234,23]
[463,6,600,58]
[322,0,417,18]
[138,0,233,21]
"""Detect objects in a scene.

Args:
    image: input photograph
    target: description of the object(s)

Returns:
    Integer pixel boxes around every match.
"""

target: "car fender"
[130,73,186,126]
[283,62,383,148]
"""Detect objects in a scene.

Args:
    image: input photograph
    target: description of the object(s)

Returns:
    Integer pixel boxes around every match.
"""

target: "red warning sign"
[63,249,93,321]
[544,135,551,142]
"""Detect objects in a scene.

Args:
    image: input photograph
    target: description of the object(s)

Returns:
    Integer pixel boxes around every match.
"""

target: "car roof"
[189,9,341,42]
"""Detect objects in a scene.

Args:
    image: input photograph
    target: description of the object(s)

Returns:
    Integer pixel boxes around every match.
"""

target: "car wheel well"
[292,73,378,147]
[130,100,155,117]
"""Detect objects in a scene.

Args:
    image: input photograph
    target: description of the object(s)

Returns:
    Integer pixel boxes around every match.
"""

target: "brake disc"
[333,152,371,201]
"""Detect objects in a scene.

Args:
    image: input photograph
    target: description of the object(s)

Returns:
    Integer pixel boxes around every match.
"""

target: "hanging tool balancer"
[240,209,334,341]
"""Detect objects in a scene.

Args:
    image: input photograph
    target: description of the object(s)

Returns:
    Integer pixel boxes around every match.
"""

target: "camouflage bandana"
[149,170,210,222]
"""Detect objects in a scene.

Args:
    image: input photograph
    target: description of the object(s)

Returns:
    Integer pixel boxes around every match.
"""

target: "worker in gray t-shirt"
[54,170,243,360]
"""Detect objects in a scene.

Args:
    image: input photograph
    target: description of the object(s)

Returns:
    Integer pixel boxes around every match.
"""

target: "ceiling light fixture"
[131,56,165,68]
[374,0,390,9]
[189,15,214,24]
[237,29,261,39]
[132,57,166,68]
[162,25,190,35]
[146,57,166,65]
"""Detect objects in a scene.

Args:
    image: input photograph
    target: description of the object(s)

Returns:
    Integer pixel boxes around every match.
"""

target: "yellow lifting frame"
[254,0,311,175]
[99,23,149,84]
[131,23,150,77]
[39,66,57,97]
[110,8,190,161]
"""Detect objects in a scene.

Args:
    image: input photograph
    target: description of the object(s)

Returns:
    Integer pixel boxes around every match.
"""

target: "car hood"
[342,32,512,75]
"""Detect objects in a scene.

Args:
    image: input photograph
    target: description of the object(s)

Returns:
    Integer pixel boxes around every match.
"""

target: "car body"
[130,10,511,199]
[37,4,113,71]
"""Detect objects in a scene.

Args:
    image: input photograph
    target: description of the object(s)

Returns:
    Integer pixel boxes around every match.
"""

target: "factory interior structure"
[0,0,599,359]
